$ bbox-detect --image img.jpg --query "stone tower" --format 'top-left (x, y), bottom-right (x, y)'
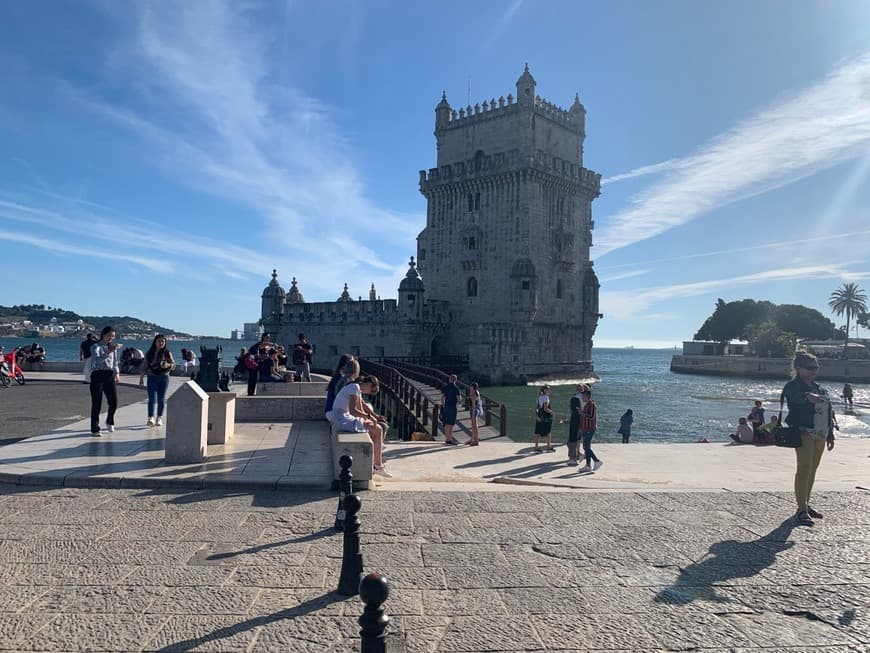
top-left (417, 65), bottom-right (602, 383)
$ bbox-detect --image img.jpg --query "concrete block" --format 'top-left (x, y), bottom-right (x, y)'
top-left (206, 392), bottom-right (236, 445)
top-left (253, 382), bottom-right (328, 396)
top-left (233, 397), bottom-right (324, 421)
top-left (330, 425), bottom-right (373, 483)
top-left (165, 381), bottom-right (208, 464)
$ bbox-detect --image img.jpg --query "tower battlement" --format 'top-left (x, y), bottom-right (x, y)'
top-left (435, 92), bottom-right (582, 132)
top-left (419, 148), bottom-right (601, 196)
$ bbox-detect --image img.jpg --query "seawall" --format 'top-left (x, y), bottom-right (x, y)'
top-left (670, 354), bottom-right (870, 383)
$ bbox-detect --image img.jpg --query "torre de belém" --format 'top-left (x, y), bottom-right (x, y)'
top-left (260, 65), bottom-right (602, 385)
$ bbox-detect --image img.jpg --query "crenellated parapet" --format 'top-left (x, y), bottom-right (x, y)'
top-left (419, 147), bottom-right (600, 196)
top-left (280, 298), bottom-right (401, 325)
top-left (435, 92), bottom-right (583, 133)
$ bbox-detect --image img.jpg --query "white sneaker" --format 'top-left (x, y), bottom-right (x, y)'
top-left (156, 417), bottom-right (163, 427)
top-left (374, 467), bottom-right (393, 478)
top-left (593, 460), bottom-right (603, 471)
top-left (147, 417), bottom-right (155, 427)
top-left (106, 424), bottom-right (115, 433)
top-left (578, 465), bottom-right (592, 473)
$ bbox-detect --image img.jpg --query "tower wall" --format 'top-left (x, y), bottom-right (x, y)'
top-left (418, 69), bottom-right (601, 383)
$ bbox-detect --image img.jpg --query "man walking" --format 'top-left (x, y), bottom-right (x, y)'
top-left (578, 389), bottom-right (602, 473)
top-left (441, 374), bottom-right (461, 445)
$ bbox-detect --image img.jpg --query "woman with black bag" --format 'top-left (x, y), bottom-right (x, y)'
top-left (782, 351), bottom-right (836, 526)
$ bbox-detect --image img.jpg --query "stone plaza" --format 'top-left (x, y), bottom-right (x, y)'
top-left (0, 483), bottom-right (867, 652)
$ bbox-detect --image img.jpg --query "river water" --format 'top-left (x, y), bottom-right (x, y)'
top-left (2, 338), bottom-right (866, 443)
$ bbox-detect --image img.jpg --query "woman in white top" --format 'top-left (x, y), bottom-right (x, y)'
top-left (332, 374), bottom-right (390, 477)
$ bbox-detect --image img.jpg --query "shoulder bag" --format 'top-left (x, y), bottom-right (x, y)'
top-left (772, 392), bottom-right (802, 448)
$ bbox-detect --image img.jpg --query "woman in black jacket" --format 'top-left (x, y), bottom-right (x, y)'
top-left (781, 351), bottom-right (836, 525)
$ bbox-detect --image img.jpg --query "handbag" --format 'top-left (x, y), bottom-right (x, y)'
top-left (773, 393), bottom-right (802, 448)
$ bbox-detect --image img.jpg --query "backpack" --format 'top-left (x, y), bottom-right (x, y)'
top-left (243, 354), bottom-right (258, 370)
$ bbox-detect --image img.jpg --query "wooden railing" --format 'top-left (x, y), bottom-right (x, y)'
top-left (380, 359), bottom-right (507, 438)
top-left (359, 359), bottom-right (440, 441)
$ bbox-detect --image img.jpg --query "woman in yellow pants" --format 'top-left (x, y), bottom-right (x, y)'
top-left (781, 351), bottom-right (836, 526)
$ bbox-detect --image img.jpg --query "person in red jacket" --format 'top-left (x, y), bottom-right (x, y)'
top-left (579, 389), bottom-right (603, 473)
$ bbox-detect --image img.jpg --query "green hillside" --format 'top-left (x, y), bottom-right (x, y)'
top-left (0, 304), bottom-right (192, 338)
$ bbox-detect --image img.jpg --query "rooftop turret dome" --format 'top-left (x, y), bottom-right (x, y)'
top-left (261, 269), bottom-right (286, 299)
top-left (398, 256), bottom-right (425, 292)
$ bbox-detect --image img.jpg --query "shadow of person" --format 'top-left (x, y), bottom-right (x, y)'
top-left (655, 518), bottom-right (796, 606)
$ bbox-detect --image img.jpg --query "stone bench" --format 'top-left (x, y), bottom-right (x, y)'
top-left (234, 396), bottom-right (325, 421)
top-left (249, 381), bottom-right (329, 396)
top-left (330, 421), bottom-right (373, 489)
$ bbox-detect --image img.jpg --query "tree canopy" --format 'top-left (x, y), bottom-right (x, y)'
top-left (694, 298), bottom-right (835, 344)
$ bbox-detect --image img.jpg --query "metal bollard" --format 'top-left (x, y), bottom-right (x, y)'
top-left (335, 455), bottom-right (353, 531)
top-left (337, 494), bottom-right (363, 596)
top-left (359, 572), bottom-right (390, 653)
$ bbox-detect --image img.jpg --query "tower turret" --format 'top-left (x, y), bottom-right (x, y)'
top-left (369, 283), bottom-right (377, 301)
top-left (435, 91), bottom-right (452, 130)
top-left (569, 92), bottom-right (586, 136)
top-left (287, 277), bottom-right (305, 304)
top-left (260, 269), bottom-right (285, 321)
top-left (397, 256), bottom-right (425, 320)
top-left (516, 63), bottom-right (536, 106)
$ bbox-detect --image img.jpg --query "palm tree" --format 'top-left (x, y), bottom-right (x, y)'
top-left (829, 282), bottom-right (868, 356)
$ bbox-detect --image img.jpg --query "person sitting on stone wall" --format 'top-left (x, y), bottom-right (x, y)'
top-left (24, 342), bottom-right (46, 366)
top-left (729, 417), bottom-right (755, 444)
top-left (259, 348), bottom-right (293, 382)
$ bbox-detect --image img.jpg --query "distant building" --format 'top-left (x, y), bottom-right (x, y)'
top-left (230, 330), bottom-right (240, 341)
top-left (242, 323), bottom-right (262, 341)
top-left (260, 66), bottom-right (602, 384)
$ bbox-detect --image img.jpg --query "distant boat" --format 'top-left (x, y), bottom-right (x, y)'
top-left (623, 345), bottom-right (635, 350)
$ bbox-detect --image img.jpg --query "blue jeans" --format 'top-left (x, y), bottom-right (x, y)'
top-left (582, 430), bottom-right (599, 466)
top-left (147, 374), bottom-right (170, 418)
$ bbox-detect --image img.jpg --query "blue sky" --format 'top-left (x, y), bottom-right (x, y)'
top-left (1, 1), bottom-right (869, 346)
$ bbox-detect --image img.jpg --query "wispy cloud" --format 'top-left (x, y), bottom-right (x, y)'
top-left (601, 264), bottom-right (859, 320)
top-left (0, 196), bottom-right (263, 279)
top-left (601, 158), bottom-right (686, 185)
top-left (57, 1), bottom-right (419, 297)
top-left (598, 269), bottom-right (649, 283)
top-left (596, 227), bottom-right (870, 272)
top-left (596, 52), bottom-right (870, 257)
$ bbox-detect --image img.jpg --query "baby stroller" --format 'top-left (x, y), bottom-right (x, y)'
top-left (120, 348), bottom-right (144, 374)
top-left (1, 347), bottom-right (25, 386)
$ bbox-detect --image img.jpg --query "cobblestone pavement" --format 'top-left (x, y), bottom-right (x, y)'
top-left (0, 483), bottom-right (867, 652)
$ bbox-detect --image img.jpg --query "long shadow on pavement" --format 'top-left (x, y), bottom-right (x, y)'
top-left (654, 517), bottom-right (796, 605)
top-left (156, 591), bottom-right (348, 652)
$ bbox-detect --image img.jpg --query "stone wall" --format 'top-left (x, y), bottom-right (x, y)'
top-left (670, 355), bottom-right (870, 383)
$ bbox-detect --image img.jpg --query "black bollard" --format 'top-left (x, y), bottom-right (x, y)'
top-left (359, 573), bottom-right (390, 653)
top-left (337, 493), bottom-right (363, 596)
top-left (335, 455), bottom-right (353, 531)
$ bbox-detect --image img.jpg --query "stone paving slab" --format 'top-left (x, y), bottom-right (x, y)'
top-left (0, 483), bottom-right (867, 651)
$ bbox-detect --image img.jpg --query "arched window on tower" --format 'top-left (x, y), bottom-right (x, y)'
top-left (467, 277), bottom-right (478, 297)
top-left (556, 279), bottom-right (564, 299)
top-left (467, 193), bottom-right (474, 212)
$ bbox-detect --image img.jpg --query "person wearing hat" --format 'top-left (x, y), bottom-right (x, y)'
top-left (292, 333), bottom-right (313, 382)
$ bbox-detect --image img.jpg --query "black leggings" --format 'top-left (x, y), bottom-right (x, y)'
top-left (247, 367), bottom-right (259, 396)
top-left (90, 370), bottom-right (118, 433)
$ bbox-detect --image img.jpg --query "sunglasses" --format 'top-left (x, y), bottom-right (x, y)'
top-left (802, 365), bottom-right (819, 371)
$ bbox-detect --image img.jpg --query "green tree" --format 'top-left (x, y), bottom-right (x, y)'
top-left (694, 299), bottom-right (774, 343)
top-left (744, 321), bottom-right (797, 358)
top-left (770, 304), bottom-right (835, 339)
top-left (828, 283), bottom-right (868, 355)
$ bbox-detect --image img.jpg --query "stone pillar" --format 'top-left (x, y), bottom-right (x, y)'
top-left (165, 381), bottom-right (208, 464)
top-left (206, 392), bottom-right (235, 445)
